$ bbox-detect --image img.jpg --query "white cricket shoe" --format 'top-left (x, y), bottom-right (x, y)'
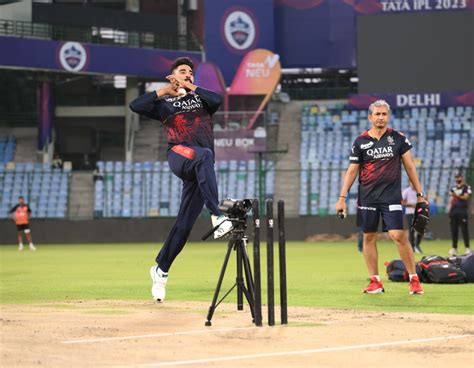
top-left (29, 244), bottom-right (36, 251)
top-left (18, 244), bottom-right (24, 251)
top-left (448, 248), bottom-right (458, 256)
top-left (211, 215), bottom-right (233, 239)
top-left (465, 248), bottom-right (472, 255)
top-left (149, 265), bottom-right (168, 302)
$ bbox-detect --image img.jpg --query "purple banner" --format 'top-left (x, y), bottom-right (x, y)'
top-left (275, 0), bottom-right (356, 69)
top-left (37, 81), bottom-right (53, 150)
top-left (204, 0), bottom-right (275, 85)
top-left (274, 0), bottom-right (473, 69)
top-left (343, 0), bottom-right (474, 14)
top-left (0, 36), bottom-right (202, 78)
top-left (214, 130), bottom-right (266, 160)
top-left (194, 62), bottom-right (227, 95)
top-left (347, 91), bottom-right (474, 109)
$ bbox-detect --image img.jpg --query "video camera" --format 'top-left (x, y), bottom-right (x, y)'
top-left (218, 199), bottom-right (253, 219)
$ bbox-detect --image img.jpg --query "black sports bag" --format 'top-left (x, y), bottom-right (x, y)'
top-left (418, 255), bottom-right (467, 284)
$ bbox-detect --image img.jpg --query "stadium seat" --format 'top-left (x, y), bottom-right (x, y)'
top-left (298, 105), bottom-right (472, 215)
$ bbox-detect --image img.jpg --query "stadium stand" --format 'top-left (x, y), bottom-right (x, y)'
top-left (93, 160), bottom-right (275, 218)
top-left (0, 134), bottom-right (15, 163)
top-left (299, 105), bottom-right (473, 216)
top-left (0, 162), bottom-right (71, 219)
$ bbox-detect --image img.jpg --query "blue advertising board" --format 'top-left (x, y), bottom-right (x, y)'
top-left (347, 91), bottom-right (474, 108)
top-left (274, 0), bottom-right (473, 69)
top-left (343, 0), bottom-right (474, 14)
top-left (0, 36), bottom-right (202, 78)
top-left (203, 0), bottom-right (275, 85)
top-left (275, 0), bottom-right (357, 69)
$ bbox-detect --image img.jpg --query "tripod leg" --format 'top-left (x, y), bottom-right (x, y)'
top-left (236, 244), bottom-right (244, 310)
top-left (205, 240), bottom-right (234, 326)
top-left (241, 240), bottom-right (256, 320)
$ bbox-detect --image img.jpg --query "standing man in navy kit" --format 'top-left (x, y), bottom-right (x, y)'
top-left (129, 57), bottom-right (232, 302)
top-left (335, 100), bottom-right (426, 295)
top-left (448, 173), bottom-right (471, 256)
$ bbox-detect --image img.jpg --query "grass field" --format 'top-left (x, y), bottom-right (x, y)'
top-left (0, 240), bottom-right (472, 314)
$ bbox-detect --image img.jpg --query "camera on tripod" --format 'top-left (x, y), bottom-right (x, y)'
top-left (218, 199), bottom-right (252, 219)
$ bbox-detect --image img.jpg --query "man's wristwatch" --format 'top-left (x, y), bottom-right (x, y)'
top-left (416, 192), bottom-right (424, 198)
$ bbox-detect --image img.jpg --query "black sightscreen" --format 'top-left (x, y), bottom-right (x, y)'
top-left (357, 11), bottom-right (473, 93)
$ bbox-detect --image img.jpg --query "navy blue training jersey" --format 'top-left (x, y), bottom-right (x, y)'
top-left (349, 128), bottom-right (412, 205)
top-left (449, 184), bottom-right (472, 215)
top-left (129, 87), bottom-right (222, 155)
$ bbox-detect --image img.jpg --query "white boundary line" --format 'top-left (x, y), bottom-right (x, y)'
top-left (117, 334), bottom-right (473, 367)
top-left (62, 326), bottom-right (267, 344)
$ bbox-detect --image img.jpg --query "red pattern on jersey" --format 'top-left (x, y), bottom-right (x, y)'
top-left (15, 206), bottom-right (29, 225)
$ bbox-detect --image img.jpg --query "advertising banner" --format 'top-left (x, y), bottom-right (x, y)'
top-left (344, 0), bottom-right (474, 14)
top-left (228, 49), bottom-right (281, 128)
top-left (274, 0), bottom-right (473, 69)
top-left (214, 128), bottom-right (266, 160)
top-left (347, 91), bottom-right (474, 109)
top-left (37, 81), bottom-right (53, 150)
top-left (194, 62), bottom-right (227, 96)
top-left (229, 49), bottom-right (281, 96)
top-left (274, 0), bottom-right (357, 68)
top-left (0, 36), bottom-right (202, 78)
top-left (204, 0), bottom-right (274, 85)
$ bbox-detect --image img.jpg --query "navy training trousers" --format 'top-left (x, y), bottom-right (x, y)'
top-left (156, 145), bottom-right (222, 272)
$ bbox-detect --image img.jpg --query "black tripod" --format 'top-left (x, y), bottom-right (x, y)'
top-left (204, 217), bottom-right (256, 326)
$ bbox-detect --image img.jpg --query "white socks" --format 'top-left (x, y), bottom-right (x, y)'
top-left (157, 267), bottom-right (168, 278)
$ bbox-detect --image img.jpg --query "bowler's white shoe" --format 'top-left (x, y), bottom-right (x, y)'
top-left (29, 244), bottom-right (36, 251)
top-left (150, 265), bottom-right (168, 302)
top-left (211, 215), bottom-right (233, 239)
top-left (465, 248), bottom-right (472, 255)
top-left (18, 244), bottom-right (24, 251)
top-left (448, 248), bottom-right (458, 256)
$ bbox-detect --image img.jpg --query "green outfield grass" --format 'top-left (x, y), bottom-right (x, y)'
top-left (0, 240), bottom-right (472, 314)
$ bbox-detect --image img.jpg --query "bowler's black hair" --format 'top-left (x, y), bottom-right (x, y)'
top-left (170, 57), bottom-right (194, 73)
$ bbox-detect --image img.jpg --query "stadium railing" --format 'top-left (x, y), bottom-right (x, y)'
top-left (0, 19), bottom-right (201, 51)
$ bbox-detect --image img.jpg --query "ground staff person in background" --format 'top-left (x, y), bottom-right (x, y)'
top-left (9, 196), bottom-right (36, 251)
top-left (130, 57), bottom-right (232, 303)
top-left (335, 100), bottom-right (426, 295)
top-left (448, 174), bottom-right (471, 256)
top-left (402, 182), bottom-right (424, 254)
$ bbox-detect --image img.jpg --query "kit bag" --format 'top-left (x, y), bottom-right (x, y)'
top-left (385, 260), bottom-right (422, 282)
top-left (418, 255), bottom-right (467, 284)
top-left (448, 254), bottom-right (474, 283)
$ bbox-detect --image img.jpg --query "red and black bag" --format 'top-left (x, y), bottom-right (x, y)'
top-left (385, 260), bottom-right (422, 282)
top-left (418, 255), bottom-right (467, 284)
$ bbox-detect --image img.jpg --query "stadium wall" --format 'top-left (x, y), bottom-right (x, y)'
top-left (0, 215), bottom-right (469, 244)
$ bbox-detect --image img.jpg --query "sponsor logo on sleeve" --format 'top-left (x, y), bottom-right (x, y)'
top-left (360, 141), bottom-right (374, 149)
